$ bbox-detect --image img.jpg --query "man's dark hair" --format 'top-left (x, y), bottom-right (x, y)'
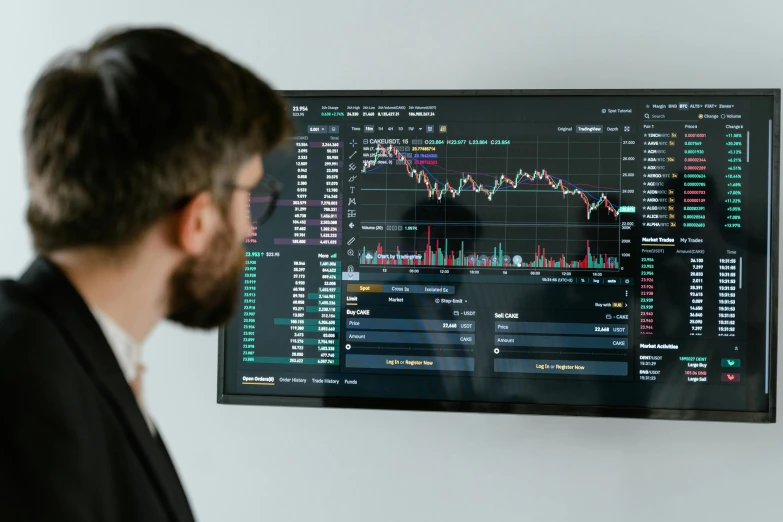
top-left (23, 27), bottom-right (293, 253)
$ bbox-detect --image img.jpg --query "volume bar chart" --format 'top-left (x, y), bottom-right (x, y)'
top-left (360, 227), bottom-right (620, 269)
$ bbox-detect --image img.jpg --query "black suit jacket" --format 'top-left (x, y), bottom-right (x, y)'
top-left (0, 257), bottom-right (195, 522)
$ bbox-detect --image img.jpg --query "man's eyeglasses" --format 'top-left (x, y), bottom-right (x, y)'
top-left (227, 174), bottom-right (283, 226)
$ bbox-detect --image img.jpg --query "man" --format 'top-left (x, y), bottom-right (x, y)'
top-left (0, 27), bottom-right (292, 521)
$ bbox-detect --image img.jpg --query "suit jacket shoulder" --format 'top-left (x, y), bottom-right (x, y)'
top-left (0, 260), bottom-right (195, 522)
top-left (0, 280), bottom-right (111, 519)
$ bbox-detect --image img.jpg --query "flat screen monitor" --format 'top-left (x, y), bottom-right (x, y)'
top-left (218, 90), bottom-right (779, 423)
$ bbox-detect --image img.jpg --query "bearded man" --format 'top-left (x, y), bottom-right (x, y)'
top-left (0, 26), bottom-right (292, 522)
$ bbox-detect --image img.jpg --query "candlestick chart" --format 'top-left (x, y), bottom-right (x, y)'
top-left (355, 136), bottom-right (626, 271)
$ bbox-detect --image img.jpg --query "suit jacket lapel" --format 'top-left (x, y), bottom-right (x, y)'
top-left (18, 256), bottom-right (192, 522)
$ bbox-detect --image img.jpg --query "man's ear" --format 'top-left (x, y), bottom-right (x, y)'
top-left (173, 191), bottom-right (217, 256)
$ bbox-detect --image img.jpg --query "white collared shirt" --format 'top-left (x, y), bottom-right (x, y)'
top-left (91, 308), bottom-right (156, 434)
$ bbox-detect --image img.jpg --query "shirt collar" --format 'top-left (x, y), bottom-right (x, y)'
top-left (90, 308), bottom-right (156, 433)
top-left (91, 308), bottom-right (142, 383)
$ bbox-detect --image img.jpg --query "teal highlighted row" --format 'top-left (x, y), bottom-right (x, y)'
top-left (308, 293), bottom-right (340, 301)
top-left (243, 357), bottom-right (338, 365)
top-left (291, 339), bottom-right (338, 346)
top-left (274, 318), bottom-right (338, 326)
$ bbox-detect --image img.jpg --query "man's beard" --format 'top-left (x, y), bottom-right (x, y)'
top-left (166, 218), bottom-right (246, 329)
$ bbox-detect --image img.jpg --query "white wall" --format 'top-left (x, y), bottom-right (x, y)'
top-left (1, 1), bottom-right (781, 520)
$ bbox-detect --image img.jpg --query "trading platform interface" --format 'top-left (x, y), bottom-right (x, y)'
top-left (221, 92), bottom-right (778, 421)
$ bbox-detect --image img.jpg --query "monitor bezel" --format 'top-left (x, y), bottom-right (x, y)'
top-left (217, 89), bottom-right (780, 423)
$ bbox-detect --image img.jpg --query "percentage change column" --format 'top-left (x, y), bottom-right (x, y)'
top-left (724, 130), bottom-right (744, 229)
